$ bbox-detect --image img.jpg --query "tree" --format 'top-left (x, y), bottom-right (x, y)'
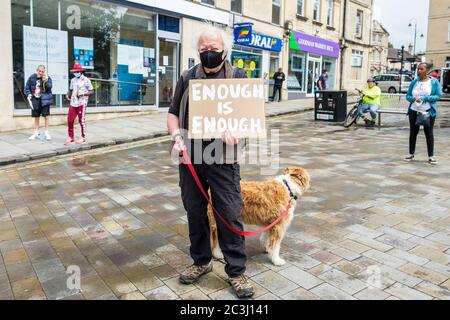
top-left (388, 42), bottom-right (394, 48)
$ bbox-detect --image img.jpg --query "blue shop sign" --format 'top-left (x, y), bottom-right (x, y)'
top-left (234, 29), bottom-right (283, 52)
top-left (233, 24), bottom-right (253, 45)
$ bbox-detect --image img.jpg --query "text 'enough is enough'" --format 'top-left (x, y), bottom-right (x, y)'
top-left (191, 83), bottom-right (265, 101)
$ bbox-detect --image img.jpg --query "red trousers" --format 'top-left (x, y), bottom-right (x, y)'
top-left (68, 105), bottom-right (86, 140)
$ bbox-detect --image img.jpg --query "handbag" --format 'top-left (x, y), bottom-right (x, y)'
top-left (415, 110), bottom-right (431, 127)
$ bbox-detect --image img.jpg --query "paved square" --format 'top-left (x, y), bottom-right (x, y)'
top-left (0, 106), bottom-right (449, 300)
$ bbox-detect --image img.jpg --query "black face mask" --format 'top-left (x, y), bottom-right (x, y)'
top-left (199, 50), bottom-right (225, 69)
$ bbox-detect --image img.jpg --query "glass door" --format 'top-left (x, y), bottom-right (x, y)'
top-left (306, 57), bottom-right (322, 96)
top-left (269, 55), bottom-right (279, 100)
top-left (158, 39), bottom-right (179, 108)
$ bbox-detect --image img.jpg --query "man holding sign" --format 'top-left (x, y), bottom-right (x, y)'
top-left (167, 27), bottom-right (263, 299)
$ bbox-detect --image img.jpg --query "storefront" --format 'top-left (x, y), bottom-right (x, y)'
top-left (11, 0), bottom-right (182, 110)
top-left (231, 25), bottom-right (283, 100)
top-left (288, 31), bottom-right (339, 99)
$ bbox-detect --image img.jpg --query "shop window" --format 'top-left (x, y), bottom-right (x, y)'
top-left (272, 0), bottom-right (281, 25)
top-left (297, 0), bottom-right (305, 16)
top-left (231, 50), bottom-right (262, 79)
top-left (11, 0), bottom-right (157, 109)
top-left (61, 0), bottom-right (156, 106)
top-left (323, 58), bottom-right (336, 90)
top-left (33, 0), bottom-right (58, 29)
top-left (313, 0), bottom-right (321, 22)
top-left (158, 15), bottom-right (179, 33)
top-left (11, 0), bottom-right (31, 109)
top-left (231, 0), bottom-right (242, 14)
top-left (356, 10), bottom-right (363, 39)
top-left (288, 52), bottom-right (305, 91)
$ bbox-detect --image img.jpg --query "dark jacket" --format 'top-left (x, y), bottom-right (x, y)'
top-left (318, 74), bottom-right (327, 90)
top-left (170, 61), bottom-right (247, 164)
top-left (273, 71), bottom-right (285, 86)
top-left (25, 73), bottom-right (53, 107)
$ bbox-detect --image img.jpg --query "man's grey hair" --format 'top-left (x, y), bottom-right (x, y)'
top-left (36, 65), bottom-right (46, 71)
top-left (197, 23), bottom-right (233, 53)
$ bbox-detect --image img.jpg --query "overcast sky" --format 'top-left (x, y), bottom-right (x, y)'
top-left (373, 0), bottom-right (429, 53)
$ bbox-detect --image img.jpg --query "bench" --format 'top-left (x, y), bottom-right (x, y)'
top-left (377, 94), bottom-right (409, 127)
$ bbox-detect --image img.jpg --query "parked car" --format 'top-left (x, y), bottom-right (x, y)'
top-left (372, 74), bottom-right (412, 93)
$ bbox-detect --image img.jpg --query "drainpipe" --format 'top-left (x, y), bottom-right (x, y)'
top-left (339, 0), bottom-right (347, 90)
top-left (368, 0), bottom-right (374, 79)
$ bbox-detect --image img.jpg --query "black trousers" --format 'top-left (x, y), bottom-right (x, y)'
top-left (272, 85), bottom-right (282, 102)
top-left (409, 110), bottom-right (436, 157)
top-left (179, 162), bottom-right (246, 277)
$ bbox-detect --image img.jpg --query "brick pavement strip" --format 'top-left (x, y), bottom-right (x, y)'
top-left (251, 270), bottom-right (299, 296)
top-left (318, 268), bottom-right (367, 295)
top-left (385, 283), bottom-right (434, 300)
top-left (414, 281), bottom-right (450, 300)
top-left (353, 287), bottom-right (390, 300)
top-left (362, 249), bottom-right (408, 268)
top-left (278, 266), bottom-right (323, 290)
top-left (1, 108), bottom-right (449, 300)
top-left (310, 283), bottom-right (356, 300)
top-left (398, 263), bottom-right (449, 286)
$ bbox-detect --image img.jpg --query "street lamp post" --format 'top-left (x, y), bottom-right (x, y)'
top-left (399, 45), bottom-right (404, 93)
top-left (408, 18), bottom-right (424, 58)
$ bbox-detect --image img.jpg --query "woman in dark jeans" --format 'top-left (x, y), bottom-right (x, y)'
top-left (404, 62), bottom-right (442, 165)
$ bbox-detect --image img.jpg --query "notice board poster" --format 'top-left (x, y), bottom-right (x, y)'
top-left (23, 25), bottom-right (69, 95)
top-left (74, 36), bottom-right (94, 69)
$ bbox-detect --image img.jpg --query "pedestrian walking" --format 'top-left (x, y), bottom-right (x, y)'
top-left (167, 26), bottom-right (254, 299)
top-left (25, 65), bottom-right (53, 140)
top-left (271, 68), bottom-right (285, 102)
top-left (404, 62), bottom-right (443, 164)
top-left (64, 64), bottom-right (94, 145)
top-left (317, 69), bottom-right (328, 91)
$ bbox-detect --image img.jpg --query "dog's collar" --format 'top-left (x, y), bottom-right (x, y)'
top-left (283, 179), bottom-right (298, 200)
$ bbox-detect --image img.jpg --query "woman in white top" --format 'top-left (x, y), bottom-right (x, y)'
top-left (404, 62), bottom-right (442, 165)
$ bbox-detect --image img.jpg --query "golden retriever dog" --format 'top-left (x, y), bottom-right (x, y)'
top-left (208, 167), bottom-right (310, 266)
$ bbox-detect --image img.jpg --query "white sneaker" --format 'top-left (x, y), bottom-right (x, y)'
top-left (44, 131), bottom-right (52, 140)
top-left (29, 132), bottom-right (40, 140)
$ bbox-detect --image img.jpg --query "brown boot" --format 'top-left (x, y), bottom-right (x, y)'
top-left (229, 274), bottom-right (255, 298)
top-left (179, 261), bottom-right (212, 284)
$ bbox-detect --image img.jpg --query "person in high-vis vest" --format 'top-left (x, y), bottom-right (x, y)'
top-left (359, 77), bottom-right (382, 126)
top-left (167, 26), bottom-right (254, 299)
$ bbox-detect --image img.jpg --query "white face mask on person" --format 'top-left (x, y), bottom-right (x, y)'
top-left (74, 72), bottom-right (82, 78)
